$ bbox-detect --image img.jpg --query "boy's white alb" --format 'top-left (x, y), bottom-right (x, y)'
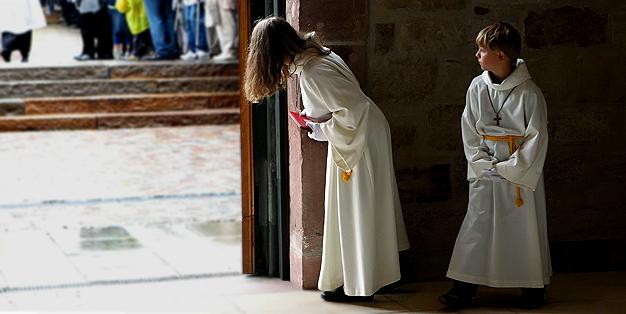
top-left (447, 59), bottom-right (552, 288)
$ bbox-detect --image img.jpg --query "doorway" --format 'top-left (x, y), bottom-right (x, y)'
top-left (239, 0), bottom-right (290, 279)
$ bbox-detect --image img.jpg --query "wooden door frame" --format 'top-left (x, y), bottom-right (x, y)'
top-left (239, 0), bottom-right (254, 275)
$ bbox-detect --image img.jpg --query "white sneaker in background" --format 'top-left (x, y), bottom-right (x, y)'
top-left (212, 53), bottom-right (236, 61)
top-left (180, 51), bottom-right (197, 61)
top-left (196, 50), bottom-right (209, 60)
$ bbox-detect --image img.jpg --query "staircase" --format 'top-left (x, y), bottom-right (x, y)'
top-left (0, 61), bottom-right (240, 132)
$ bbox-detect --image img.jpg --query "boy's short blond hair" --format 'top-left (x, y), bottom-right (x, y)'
top-left (476, 22), bottom-right (522, 63)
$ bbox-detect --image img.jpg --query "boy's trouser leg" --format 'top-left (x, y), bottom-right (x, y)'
top-left (520, 287), bottom-right (546, 309)
top-left (453, 280), bottom-right (478, 297)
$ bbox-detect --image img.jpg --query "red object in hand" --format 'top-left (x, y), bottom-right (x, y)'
top-left (289, 111), bottom-right (312, 131)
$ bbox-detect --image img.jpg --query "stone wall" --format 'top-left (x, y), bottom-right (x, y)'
top-left (287, 0), bottom-right (626, 288)
top-left (367, 1), bottom-right (626, 281)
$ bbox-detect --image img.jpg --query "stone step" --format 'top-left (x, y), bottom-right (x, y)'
top-left (0, 61), bottom-right (239, 81)
top-left (0, 76), bottom-right (239, 98)
top-left (0, 109), bottom-right (240, 132)
top-left (0, 92), bottom-right (239, 116)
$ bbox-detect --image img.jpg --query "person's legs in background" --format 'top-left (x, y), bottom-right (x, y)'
top-left (181, 4), bottom-right (197, 60)
top-left (205, 26), bottom-right (220, 57)
top-left (203, 0), bottom-right (220, 57)
top-left (143, 0), bottom-right (166, 58)
top-left (181, 3), bottom-right (207, 60)
top-left (75, 12), bottom-right (96, 61)
top-left (1, 32), bottom-right (15, 62)
top-left (59, 0), bottom-right (79, 26)
top-left (47, 0), bottom-right (56, 15)
top-left (120, 13), bottom-right (133, 58)
top-left (213, 7), bottom-right (237, 61)
top-left (132, 30), bottom-right (153, 59)
top-left (109, 5), bottom-right (129, 59)
top-left (143, 0), bottom-right (178, 60)
top-left (94, 6), bottom-right (113, 60)
top-left (195, 3), bottom-right (209, 59)
top-left (162, 0), bottom-right (179, 57)
top-left (15, 31), bottom-right (33, 62)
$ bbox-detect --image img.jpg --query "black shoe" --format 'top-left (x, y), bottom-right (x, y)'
top-left (73, 53), bottom-right (92, 61)
top-left (438, 289), bottom-right (473, 309)
top-left (439, 280), bottom-right (477, 309)
top-left (520, 288), bottom-right (546, 309)
top-left (320, 286), bottom-right (374, 302)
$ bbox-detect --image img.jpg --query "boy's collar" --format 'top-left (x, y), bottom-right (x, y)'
top-left (482, 59), bottom-right (531, 90)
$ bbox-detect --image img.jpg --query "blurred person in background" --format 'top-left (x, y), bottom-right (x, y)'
top-left (72, 0), bottom-right (113, 61)
top-left (206, 0), bottom-right (237, 61)
top-left (40, 0), bottom-right (57, 15)
top-left (142, 0), bottom-right (179, 60)
top-left (179, 0), bottom-right (209, 61)
top-left (0, 0), bottom-right (47, 63)
top-left (108, 0), bottom-right (132, 59)
top-left (116, 0), bottom-right (152, 60)
top-left (59, 0), bottom-right (80, 26)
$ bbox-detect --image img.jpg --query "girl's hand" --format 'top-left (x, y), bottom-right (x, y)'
top-left (305, 121), bottom-right (328, 142)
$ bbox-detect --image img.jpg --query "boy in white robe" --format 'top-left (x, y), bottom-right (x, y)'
top-left (440, 22), bottom-right (551, 309)
top-left (243, 17), bottom-right (410, 302)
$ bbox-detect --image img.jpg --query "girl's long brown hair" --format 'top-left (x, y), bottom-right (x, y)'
top-left (244, 16), bottom-right (330, 102)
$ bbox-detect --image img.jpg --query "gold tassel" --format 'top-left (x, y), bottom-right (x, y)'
top-left (515, 186), bottom-right (523, 207)
top-left (483, 134), bottom-right (526, 208)
top-left (342, 170), bottom-right (352, 182)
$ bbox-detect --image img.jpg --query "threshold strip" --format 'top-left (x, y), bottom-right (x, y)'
top-left (0, 271), bottom-right (241, 294)
top-left (0, 191), bottom-right (241, 210)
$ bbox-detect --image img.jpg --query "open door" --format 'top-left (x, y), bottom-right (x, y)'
top-left (240, 0), bottom-right (289, 279)
top-left (239, 0), bottom-right (254, 276)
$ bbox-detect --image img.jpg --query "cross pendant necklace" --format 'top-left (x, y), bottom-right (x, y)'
top-left (487, 86), bottom-right (517, 126)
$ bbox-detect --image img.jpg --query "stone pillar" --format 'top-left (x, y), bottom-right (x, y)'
top-left (286, 0), bottom-right (368, 289)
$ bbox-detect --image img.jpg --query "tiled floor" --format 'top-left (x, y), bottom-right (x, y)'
top-left (0, 271), bottom-right (623, 313)
top-left (0, 125), bottom-right (242, 290)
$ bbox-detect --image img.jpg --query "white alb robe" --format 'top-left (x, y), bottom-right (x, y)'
top-left (295, 51), bottom-right (410, 296)
top-left (0, 0), bottom-right (46, 34)
top-left (447, 59), bottom-right (552, 288)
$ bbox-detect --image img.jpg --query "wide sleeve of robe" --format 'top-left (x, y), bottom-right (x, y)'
top-left (461, 79), bottom-right (499, 180)
top-left (299, 56), bottom-right (371, 172)
top-left (495, 85), bottom-right (549, 191)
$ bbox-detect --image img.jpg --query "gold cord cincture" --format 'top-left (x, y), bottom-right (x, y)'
top-left (483, 135), bottom-right (525, 208)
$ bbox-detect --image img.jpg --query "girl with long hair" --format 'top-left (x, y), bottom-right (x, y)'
top-left (244, 16), bottom-right (410, 302)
